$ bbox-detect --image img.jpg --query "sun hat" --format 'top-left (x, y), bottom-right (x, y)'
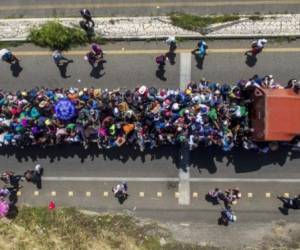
top-left (172, 103), bottom-right (180, 111)
top-left (123, 123), bottom-right (135, 134)
top-left (138, 86), bottom-right (147, 95)
top-left (93, 89), bottom-right (101, 97)
top-left (39, 100), bottom-right (48, 108)
top-left (45, 119), bottom-right (52, 126)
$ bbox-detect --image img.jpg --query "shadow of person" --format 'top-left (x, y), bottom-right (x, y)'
top-left (117, 193), bottom-right (129, 204)
top-left (57, 60), bottom-right (73, 78)
top-left (205, 193), bottom-right (220, 205)
top-left (277, 196), bottom-right (293, 215)
top-left (245, 54), bottom-right (257, 67)
top-left (156, 64), bottom-right (167, 81)
top-left (90, 61), bottom-right (105, 79)
top-left (10, 61), bottom-right (23, 77)
top-left (7, 187), bottom-right (19, 205)
top-left (192, 51), bottom-right (205, 70)
top-left (278, 206), bottom-right (289, 215)
top-left (6, 204), bottom-right (19, 219)
top-left (166, 51), bottom-right (176, 65)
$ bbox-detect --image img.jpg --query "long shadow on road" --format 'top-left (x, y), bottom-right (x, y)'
top-left (190, 145), bottom-right (300, 174)
top-left (0, 144), bottom-right (299, 175)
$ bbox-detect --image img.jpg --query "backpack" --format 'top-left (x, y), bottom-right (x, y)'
top-left (156, 55), bottom-right (165, 64)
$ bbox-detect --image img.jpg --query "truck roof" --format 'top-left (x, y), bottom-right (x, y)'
top-left (251, 87), bottom-right (300, 141)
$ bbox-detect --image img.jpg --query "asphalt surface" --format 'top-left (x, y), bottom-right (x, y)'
top-left (1, 40), bottom-right (300, 229)
top-left (2, 40), bottom-right (300, 90)
top-left (0, 0), bottom-right (300, 17)
top-left (17, 179), bottom-right (300, 224)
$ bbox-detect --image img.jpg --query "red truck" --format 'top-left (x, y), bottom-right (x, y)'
top-left (251, 87), bottom-right (300, 144)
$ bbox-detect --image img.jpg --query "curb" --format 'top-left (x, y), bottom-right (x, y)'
top-left (0, 15), bottom-right (300, 42)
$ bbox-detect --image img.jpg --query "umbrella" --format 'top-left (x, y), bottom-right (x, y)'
top-left (0, 200), bottom-right (9, 217)
top-left (55, 99), bottom-right (76, 120)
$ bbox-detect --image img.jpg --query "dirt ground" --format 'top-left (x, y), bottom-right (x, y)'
top-left (162, 220), bottom-right (300, 250)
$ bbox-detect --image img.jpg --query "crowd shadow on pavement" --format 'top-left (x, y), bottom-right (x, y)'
top-left (0, 144), bottom-right (299, 174)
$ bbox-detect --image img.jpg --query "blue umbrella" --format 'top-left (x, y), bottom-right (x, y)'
top-left (54, 99), bottom-right (76, 120)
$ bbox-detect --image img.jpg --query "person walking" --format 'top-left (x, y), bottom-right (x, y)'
top-left (52, 50), bottom-right (73, 66)
top-left (278, 195), bottom-right (300, 210)
top-left (0, 48), bottom-right (19, 64)
top-left (166, 36), bottom-right (177, 52)
top-left (245, 38), bottom-right (267, 57)
top-left (80, 9), bottom-right (95, 29)
top-left (85, 43), bottom-right (105, 67)
top-left (192, 40), bottom-right (207, 59)
top-left (112, 182), bottom-right (128, 203)
top-left (24, 164), bottom-right (43, 189)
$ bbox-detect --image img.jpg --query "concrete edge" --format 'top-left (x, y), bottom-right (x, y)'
top-left (0, 14), bottom-right (298, 21)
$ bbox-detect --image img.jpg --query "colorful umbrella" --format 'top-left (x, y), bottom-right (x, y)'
top-left (0, 200), bottom-right (9, 217)
top-left (54, 99), bottom-right (76, 120)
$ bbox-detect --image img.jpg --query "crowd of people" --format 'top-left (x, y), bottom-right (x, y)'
top-left (0, 75), bottom-right (297, 151)
top-left (207, 187), bottom-right (241, 225)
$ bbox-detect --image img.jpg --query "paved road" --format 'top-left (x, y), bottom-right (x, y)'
top-left (0, 0), bottom-right (300, 17)
top-left (1, 40), bottom-right (300, 230)
top-left (2, 40), bottom-right (300, 90)
top-left (17, 179), bottom-right (300, 223)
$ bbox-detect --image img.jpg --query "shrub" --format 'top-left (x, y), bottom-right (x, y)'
top-left (170, 13), bottom-right (240, 31)
top-left (28, 21), bottom-right (88, 50)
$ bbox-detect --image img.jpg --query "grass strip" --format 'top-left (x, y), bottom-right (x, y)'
top-left (170, 13), bottom-right (240, 32)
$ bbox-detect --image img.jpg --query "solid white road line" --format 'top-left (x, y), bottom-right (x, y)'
top-left (42, 177), bottom-right (300, 183)
top-left (179, 53), bottom-right (192, 205)
top-left (179, 52), bottom-right (191, 91)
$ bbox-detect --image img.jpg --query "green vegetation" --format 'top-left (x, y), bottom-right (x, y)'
top-left (28, 21), bottom-right (102, 50)
top-left (170, 13), bottom-right (240, 31)
top-left (0, 41), bottom-right (25, 49)
top-left (248, 15), bottom-right (264, 21)
top-left (0, 206), bottom-right (207, 250)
